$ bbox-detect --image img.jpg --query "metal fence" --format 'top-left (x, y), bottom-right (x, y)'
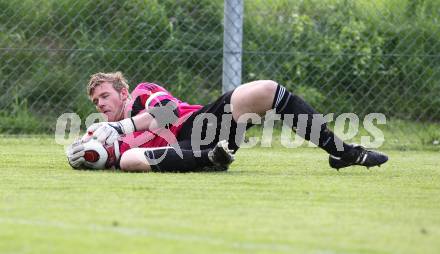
top-left (1, 0), bottom-right (439, 149)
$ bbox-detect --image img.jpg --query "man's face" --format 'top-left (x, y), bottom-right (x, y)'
top-left (91, 82), bottom-right (128, 121)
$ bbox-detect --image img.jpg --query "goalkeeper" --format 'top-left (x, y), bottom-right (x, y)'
top-left (66, 72), bottom-right (388, 172)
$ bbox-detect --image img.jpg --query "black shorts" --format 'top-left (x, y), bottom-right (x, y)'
top-left (177, 90), bottom-right (253, 152)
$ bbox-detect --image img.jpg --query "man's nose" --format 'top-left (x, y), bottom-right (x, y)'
top-left (97, 100), bottom-right (105, 109)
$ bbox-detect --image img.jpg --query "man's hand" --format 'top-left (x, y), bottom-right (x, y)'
top-left (66, 140), bottom-right (85, 169)
top-left (82, 118), bottom-right (136, 145)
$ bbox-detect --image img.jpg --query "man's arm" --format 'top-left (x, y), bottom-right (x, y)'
top-left (82, 112), bottom-right (157, 145)
top-left (132, 110), bottom-right (161, 132)
top-left (83, 100), bottom-right (178, 145)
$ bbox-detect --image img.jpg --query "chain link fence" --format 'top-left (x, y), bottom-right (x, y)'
top-left (1, 0), bottom-right (439, 149)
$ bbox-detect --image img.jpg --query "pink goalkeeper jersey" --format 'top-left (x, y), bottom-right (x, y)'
top-left (119, 82), bottom-right (202, 153)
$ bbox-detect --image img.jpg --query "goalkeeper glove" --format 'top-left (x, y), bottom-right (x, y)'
top-left (66, 140), bottom-right (85, 169)
top-left (82, 118), bottom-right (136, 145)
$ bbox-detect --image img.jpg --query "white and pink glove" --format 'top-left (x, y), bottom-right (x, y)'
top-left (66, 140), bottom-right (85, 169)
top-left (82, 118), bottom-right (136, 146)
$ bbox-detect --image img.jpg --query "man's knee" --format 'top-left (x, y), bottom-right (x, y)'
top-left (235, 79), bottom-right (277, 93)
top-left (231, 80), bottom-right (279, 118)
top-left (119, 148), bottom-right (151, 172)
top-left (252, 80), bottom-right (278, 95)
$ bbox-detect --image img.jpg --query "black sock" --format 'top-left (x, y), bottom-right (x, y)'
top-left (144, 146), bottom-right (213, 172)
top-left (273, 85), bottom-right (354, 158)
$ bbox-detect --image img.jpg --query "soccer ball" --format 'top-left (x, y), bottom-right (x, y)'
top-left (82, 139), bottom-right (120, 169)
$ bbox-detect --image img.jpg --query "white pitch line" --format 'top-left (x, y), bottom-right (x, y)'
top-left (0, 217), bottom-right (296, 252)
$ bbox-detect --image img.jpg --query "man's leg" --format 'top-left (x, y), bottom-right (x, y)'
top-left (230, 80), bottom-right (388, 169)
top-left (119, 141), bottom-right (234, 172)
top-left (230, 80), bottom-right (351, 155)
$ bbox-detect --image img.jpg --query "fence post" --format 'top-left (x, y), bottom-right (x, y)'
top-left (222, 0), bottom-right (243, 93)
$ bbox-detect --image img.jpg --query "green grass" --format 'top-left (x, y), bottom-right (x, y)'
top-left (244, 119), bottom-right (440, 152)
top-left (1, 137), bottom-right (440, 254)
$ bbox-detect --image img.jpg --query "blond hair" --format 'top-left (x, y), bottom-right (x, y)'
top-left (87, 72), bottom-right (129, 97)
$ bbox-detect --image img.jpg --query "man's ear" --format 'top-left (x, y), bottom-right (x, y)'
top-left (120, 87), bottom-right (129, 100)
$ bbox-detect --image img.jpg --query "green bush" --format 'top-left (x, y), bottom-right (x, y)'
top-left (244, 0), bottom-right (440, 119)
